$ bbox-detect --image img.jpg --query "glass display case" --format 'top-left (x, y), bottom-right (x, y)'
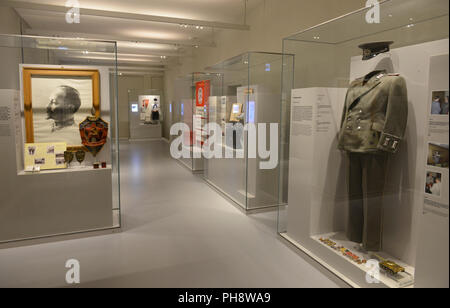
top-left (0, 34), bottom-right (121, 243)
top-left (173, 72), bottom-right (223, 172)
top-left (204, 52), bottom-right (294, 211)
top-left (279, 0), bottom-right (449, 288)
top-left (128, 89), bottom-right (164, 140)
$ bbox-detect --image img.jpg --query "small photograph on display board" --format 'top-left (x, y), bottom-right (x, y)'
top-left (427, 143), bottom-right (449, 168)
top-left (24, 142), bottom-right (67, 170)
top-left (425, 171), bottom-right (442, 197)
top-left (430, 90), bottom-right (449, 116)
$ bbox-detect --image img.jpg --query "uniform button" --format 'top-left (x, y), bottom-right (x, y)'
top-left (357, 126), bottom-right (362, 130)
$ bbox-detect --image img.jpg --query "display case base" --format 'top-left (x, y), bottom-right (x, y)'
top-left (279, 232), bottom-right (415, 288)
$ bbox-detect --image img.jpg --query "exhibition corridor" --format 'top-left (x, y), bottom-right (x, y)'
top-left (0, 140), bottom-right (342, 288)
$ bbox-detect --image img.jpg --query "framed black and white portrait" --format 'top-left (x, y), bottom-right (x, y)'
top-left (23, 67), bottom-right (100, 150)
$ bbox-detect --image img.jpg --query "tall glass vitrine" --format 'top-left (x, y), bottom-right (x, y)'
top-left (0, 35), bottom-right (121, 243)
top-left (279, 0), bottom-right (449, 288)
top-left (204, 52), bottom-right (294, 211)
top-left (173, 72), bottom-right (223, 172)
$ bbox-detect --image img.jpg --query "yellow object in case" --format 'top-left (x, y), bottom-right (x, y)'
top-left (24, 142), bottom-right (67, 171)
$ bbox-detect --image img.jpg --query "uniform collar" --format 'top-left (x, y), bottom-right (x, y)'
top-left (352, 70), bottom-right (386, 86)
top-left (347, 70), bottom-right (386, 110)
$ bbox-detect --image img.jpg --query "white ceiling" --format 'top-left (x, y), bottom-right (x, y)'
top-left (16, 0), bottom-right (259, 23)
top-left (5, 0), bottom-right (262, 74)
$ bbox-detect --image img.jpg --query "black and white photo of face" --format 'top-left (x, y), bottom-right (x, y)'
top-left (46, 86), bottom-right (82, 129)
top-left (31, 76), bottom-right (93, 145)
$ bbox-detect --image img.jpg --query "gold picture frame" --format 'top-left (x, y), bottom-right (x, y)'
top-left (22, 67), bottom-right (100, 151)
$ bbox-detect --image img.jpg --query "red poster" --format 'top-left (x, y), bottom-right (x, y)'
top-left (195, 80), bottom-right (210, 107)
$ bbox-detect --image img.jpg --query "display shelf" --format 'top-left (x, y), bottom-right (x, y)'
top-left (204, 52), bottom-right (295, 211)
top-left (312, 232), bottom-right (415, 288)
top-left (18, 165), bottom-right (112, 176)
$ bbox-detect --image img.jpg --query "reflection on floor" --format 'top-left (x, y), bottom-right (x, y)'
top-left (0, 140), bottom-right (341, 288)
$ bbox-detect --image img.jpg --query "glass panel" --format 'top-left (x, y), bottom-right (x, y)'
top-left (280, 0), bottom-right (449, 288)
top-left (204, 54), bottom-right (249, 209)
top-left (0, 35), bottom-right (120, 242)
top-left (174, 72), bottom-right (223, 172)
top-left (205, 52), bottom-right (294, 211)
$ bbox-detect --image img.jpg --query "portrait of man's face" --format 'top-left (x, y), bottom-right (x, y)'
top-left (31, 76), bottom-right (93, 145)
top-left (47, 86), bottom-right (81, 126)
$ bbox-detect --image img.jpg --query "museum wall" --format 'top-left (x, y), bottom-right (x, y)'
top-left (117, 75), bottom-right (164, 139)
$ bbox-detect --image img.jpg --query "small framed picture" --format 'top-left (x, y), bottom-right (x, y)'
top-left (430, 90), bottom-right (449, 116)
top-left (425, 171), bottom-right (442, 197)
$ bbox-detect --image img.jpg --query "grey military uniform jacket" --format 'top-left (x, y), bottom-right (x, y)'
top-left (338, 71), bottom-right (408, 154)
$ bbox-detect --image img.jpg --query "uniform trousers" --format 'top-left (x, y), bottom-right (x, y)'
top-left (347, 152), bottom-right (388, 252)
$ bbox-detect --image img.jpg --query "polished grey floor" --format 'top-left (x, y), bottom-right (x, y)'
top-left (0, 140), bottom-right (340, 288)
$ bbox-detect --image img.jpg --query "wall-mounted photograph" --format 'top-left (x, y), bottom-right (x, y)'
top-left (425, 172), bottom-right (442, 197)
top-left (427, 143), bottom-right (449, 168)
top-left (431, 90), bottom-right (449, 115)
